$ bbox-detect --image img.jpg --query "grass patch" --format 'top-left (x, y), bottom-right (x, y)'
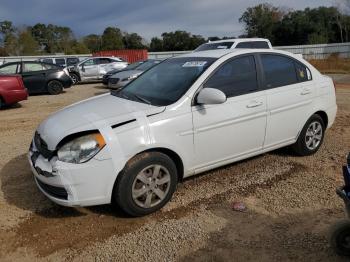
top-left (308, 54), bottom-right (350, 74)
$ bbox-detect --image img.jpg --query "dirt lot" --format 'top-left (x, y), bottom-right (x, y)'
top-left (0, 82), bottom-right (349, 261)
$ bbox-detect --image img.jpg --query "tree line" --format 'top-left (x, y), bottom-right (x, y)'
top-left (0, 1), bottom-right (350, 56)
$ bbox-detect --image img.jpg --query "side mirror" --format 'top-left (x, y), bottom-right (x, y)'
top-left (196, 88), bottom-right (226, 105)
top-left (80, 64), bottom-right (85, 72)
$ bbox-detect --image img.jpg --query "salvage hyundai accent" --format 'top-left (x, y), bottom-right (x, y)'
top-left (28, 49), bottom-right (337, 216)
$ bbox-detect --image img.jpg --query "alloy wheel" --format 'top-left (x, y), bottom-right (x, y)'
top-left (305, 121), bottom-right (323, 150)
top-left (131, 164), bottom-right (171, 208)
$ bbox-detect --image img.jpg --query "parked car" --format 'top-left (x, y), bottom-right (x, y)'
top-left (38, 57), bottom-right (80, 67)
top-left (194, 38), bottom-right (272, 52)
top-left (102, 61), bottom-right (145, 85)
top-left (28, 48), bottom-right (337, 217)
top-left (0, 74), bottom-right (28, 108)
top-left (68, 57), bottom-right (128, 84)
top-left (108, 59), bottom-right (161, 89)
top-left (0, 61), bottom-right (72, 95)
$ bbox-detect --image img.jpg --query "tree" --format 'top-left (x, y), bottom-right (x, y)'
top-left (17, 30), bottom-right (39, 55)
top-left (69, 40), bottom-right (90, 54)
top-left (150, 37), bottom-right (163, 51)
top-left (123, 32), bottom-right (145, 49)
top-left (160, 31), bottom-right (205, 51)
top-left (239, 3), bottom-right (284, 43)
top-left (101, 27), bottom-right (124, 50)
top-left (83, 34), bottom-right (101, 52)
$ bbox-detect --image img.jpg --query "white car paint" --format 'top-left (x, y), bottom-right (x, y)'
top-left (194, 38), bottom-right (273, 51)
top-left (28, 48), bottom-right (337, 207)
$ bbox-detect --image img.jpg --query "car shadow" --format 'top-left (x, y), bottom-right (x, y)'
top-left (0, 103), bottom-right (22, 110)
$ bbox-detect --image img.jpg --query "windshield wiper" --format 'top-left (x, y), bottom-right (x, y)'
top-left (132, 94), bottom-right (151, 105)
top-left (111, 89), bottom-right (130, 100)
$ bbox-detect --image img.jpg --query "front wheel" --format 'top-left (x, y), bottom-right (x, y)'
top-left (331, 220), bottom-right (350, 256)
top-left (47, 80), bottom-right (63, 95)
top-left (292, 114), bottom-right (325, 156)
top-left (113, 152), bottom-right (178, 217)
top-left (70, 73), bottom-right (79, 85)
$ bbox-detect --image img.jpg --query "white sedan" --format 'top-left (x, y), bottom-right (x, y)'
top-left (28, 48), bottom-right (337, 216)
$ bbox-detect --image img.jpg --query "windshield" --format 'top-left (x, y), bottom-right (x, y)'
top-left (111, 57), bottom-right (216, 106)
top-left (136, 60), bottom-right (161, 71)
top-left (194, 42), bottom-right (234, 52)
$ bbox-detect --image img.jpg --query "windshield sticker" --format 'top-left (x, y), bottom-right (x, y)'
top-left (217, 45), bottom-right (228, 49)
top-left (182, 61), bottom-right (207, 67)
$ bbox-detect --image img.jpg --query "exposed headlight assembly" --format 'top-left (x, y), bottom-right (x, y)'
top-left (57, 133), bottom-right (106, 164)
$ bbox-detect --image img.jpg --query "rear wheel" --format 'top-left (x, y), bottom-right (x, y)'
top-left (47, 80), bottom-right (63, 95)
top-left (70, 73), bottom-right (79, 85)
top-left (292, 114), bottom-right (325, 156)
top-left (113, 152), bottom-right (178, 217)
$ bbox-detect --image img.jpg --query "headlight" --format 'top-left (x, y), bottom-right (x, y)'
top-left (57, 133), bottom-right (106, 164)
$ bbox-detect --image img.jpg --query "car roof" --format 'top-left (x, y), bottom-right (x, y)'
top-left (176, 48), bottom-right (297, 59)
top-left (207, 38), bottom-right (270, 44)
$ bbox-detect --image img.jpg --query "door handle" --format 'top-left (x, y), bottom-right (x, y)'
top-left (246, 101), bottom-right (263, 108)
top-left (301, 88), bottom-right (311, 95)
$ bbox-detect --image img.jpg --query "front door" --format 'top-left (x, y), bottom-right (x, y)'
top-left (79, 58), bottom-right (99, 80)
top-left (192, 55), bottom-right (267, 173)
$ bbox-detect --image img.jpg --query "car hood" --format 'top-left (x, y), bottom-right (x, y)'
top-left (110, 70), bottom-right (143, 79)
top-left (37, 94), bottom-right (165, 150)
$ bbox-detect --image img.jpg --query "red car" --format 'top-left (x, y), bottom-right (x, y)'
top-left (0, 75), bottom-right (28, 109)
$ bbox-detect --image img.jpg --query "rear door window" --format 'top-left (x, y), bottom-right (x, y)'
top-left (99, 58), bottom-right (111, 64)
top-left (295, 62), bottom-right (312, 82)
top-left (204, 55), bottom-right (258, 97)
top-left (260, 54), bottom-right (298, 89)
top-left (0, 63), bottom-right (18, 74)
top-left (23, 63), bottom-right (44, 72)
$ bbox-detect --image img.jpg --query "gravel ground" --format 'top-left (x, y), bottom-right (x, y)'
top-left (0, 82), bottom-right (349, 261)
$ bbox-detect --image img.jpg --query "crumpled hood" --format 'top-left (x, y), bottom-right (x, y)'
top-left (37, 94), bottom-right (165, 150)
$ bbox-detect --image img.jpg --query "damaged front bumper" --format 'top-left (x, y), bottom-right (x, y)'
top-left (28, 139), bottom-right (117, 207)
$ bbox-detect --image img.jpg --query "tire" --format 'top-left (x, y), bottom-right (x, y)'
top-left (292, 114), bottom-right (325, 156)
top-left (70, 73), bottom-right (79, 85)
top-left (330, 220), bottom-right (350, 256)
top-left (47, 80), bottom-right (63, 95)
top-left (113, 152), bottom-right (178, 217)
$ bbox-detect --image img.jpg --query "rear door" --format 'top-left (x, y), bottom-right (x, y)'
top-left (97, 58), bottom-right (113, 78)
top-left (260, 53), bottom-right (314, 150)
top-left (21, 62), bottom-right (47, 94)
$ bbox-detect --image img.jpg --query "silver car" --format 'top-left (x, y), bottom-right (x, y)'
top-left (69, 57), bottom-right (128, 84)
top-left (108, 59), bottom-right (161, 89)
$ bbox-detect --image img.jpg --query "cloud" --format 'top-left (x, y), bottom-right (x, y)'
top-left (0, 0), bottom-right (334, 41)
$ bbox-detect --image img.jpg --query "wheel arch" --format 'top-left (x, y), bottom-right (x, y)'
top-left (313, 110), bottom-right (329, 128)
top-left (111, 146), bottom-right (185, 205)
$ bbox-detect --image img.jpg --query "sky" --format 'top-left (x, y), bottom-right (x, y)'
top-left (0, 0), bottom-right (335, 40)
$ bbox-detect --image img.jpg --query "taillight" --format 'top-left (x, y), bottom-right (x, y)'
top-left (16, 75), bottom-right (25, 89)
